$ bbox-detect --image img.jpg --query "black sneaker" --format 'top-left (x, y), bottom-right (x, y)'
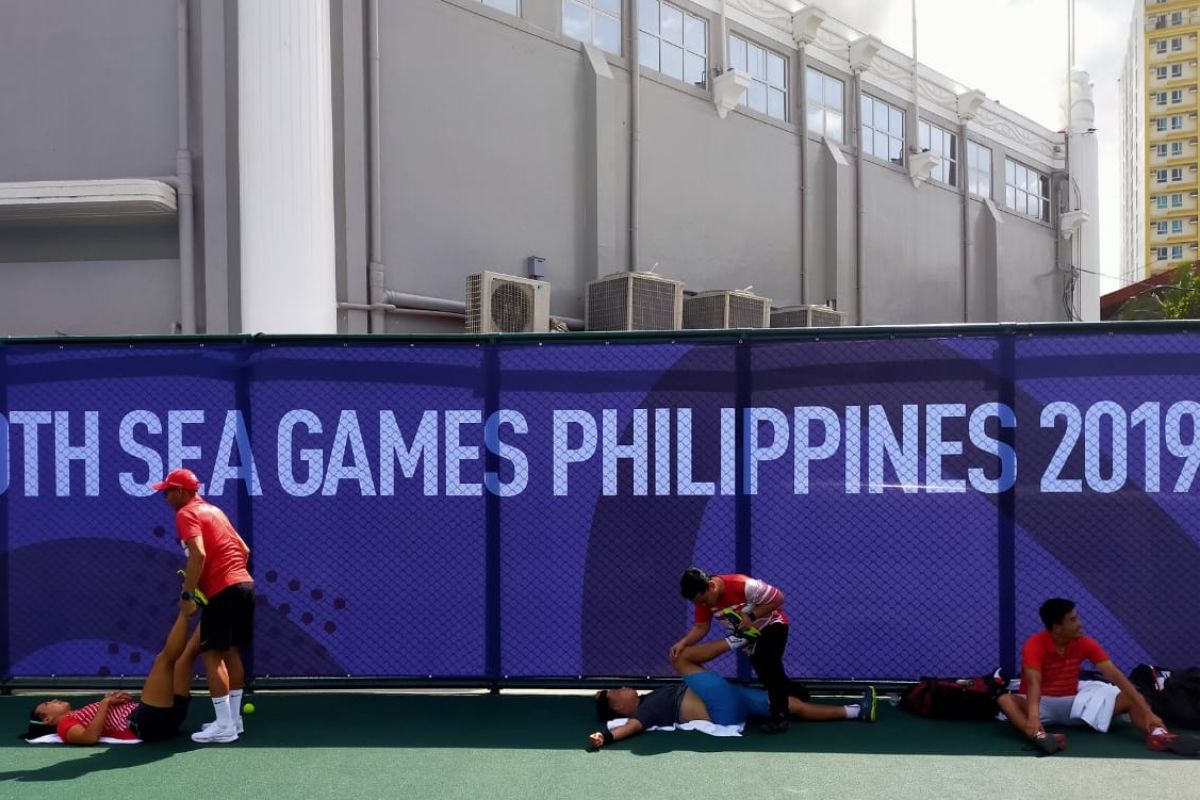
top-left (859, 686), bottom-right (877, 723)
top-left (760, 714), bottom-right (790, 735)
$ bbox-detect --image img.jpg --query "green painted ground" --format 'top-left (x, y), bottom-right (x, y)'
top-left (3, 693), bottom-right (1198, 800)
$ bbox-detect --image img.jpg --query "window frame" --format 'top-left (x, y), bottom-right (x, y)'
top-left (918, 119), bottom-right (957, 186)
top-left (861, 93), bottom-right (906, 167)
top-left (562, 0), bottom-right (622, 55)
top-left (728, 32), bottom-right (789, 121)
top-left (474, 0), bottom-right (520, 15)
top-left (637, 0), bottom-right (709, 88)
top-left (1004, 158), bottom-right (1051, 223)
top-left (805, 68), bottom-right (845, 143)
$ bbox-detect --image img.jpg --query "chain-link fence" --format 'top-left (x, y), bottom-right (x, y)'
top-left (3, 324), bottom-right (1198, 685)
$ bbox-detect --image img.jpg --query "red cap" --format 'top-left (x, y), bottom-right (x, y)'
top-left (152, 468), bottom-right (201, 492)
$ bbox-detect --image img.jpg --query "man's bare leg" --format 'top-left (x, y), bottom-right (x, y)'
top-left (786, 696), bottom-right (853, 721)
top-left (673, 640), bottom-right (733, 675)
top-left (140, 610), bottom-right (193, 708)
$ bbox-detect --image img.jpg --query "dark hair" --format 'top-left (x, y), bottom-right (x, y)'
top-left (1039, 598), bottom-right (1076, 630)
top-left (19, 703), bottom-right (57, 741)
top-left (594, 690), bottom-right (618, 722)
top-left (680, 567), bottom-right (710, 600)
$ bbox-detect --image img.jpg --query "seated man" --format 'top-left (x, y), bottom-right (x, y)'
top-left (23, 608), bottom-right (201, 744)
top-left (997, 598), bottom-right (1197, 756)
top-left (588, 640), bottom-right (876, 750)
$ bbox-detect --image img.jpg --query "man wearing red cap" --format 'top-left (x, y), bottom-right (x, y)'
top-left (153, 467), bottom-right (254, 744)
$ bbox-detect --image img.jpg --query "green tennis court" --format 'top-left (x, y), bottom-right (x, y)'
top-left (3, 692), bottom-right (1199, 800)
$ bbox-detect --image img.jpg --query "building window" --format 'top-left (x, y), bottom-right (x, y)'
top-left (862, 94), bottom-right (905, 165)
top-left (1172, 167), bottom-right (1184, 181)
top-left (475, 0), bottom-right (519, 14)
top-left (1005, 159), bottom-right (1050, 222)
top-left (1173, 141), bottom-right (1185, 156)
top-left (1157, 195), bottom-right (1169, 209)
top-left (1172, 89), bottom-right (1184, 103)
top-left (919, 120), bottom-right (957, 185)
top-left (638, 0), bottom-right (707, 87)
top-left (1173, 245), bottom-right (1185, 259)
top-left (1172, 37), bottom-right (1183, 51)
top-left (1158, 144), bottom-right (1169, 157)
top-left (1157, 169), bottom-right (1169, 183)
top-left (1173, 219), bottom-right (1185, 234)
top-left (563, 0), bottom-right (621, 54)
top-left (967, 141), bottom-right (991, 198)
top-left (1158, 66), bottom-right (1169, 80)
top-left (728, 34), bottom-right (788, 120)
top-left (1172, 193), bottom-right (1185, 207)
top-left (1173, 64), bottom-right (1184, 78)
top-left (1158, 221), bottom-right (1170, 235)
top-left (1173, 11), bottom-right (1184, 25)
top-left (806, 69), bottom-right (845, 143)
top-left (1172, 115), bottom-right (1184, 129)
top-left (1157, 247), bottom-right (1168, 260)
top-left (1157, 118), bottom-right (1169, 132)
top-left (1157, 40), bottom-right (1169, 54)
top-left (1158, 92), bottom-right (1169, 106)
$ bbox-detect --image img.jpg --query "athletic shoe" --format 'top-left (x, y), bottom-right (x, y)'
top-left (759, 714), bottom-right (791, 735)
top-left (202, 718), bottom-right (244, 735)
top-left (1148, 731), bottom-right (1200, 756)
top-left (1032, 730), bottom-right (1061, 755)
top-left (859, 686), bottom-right (877, 723)
top-left (191, 723), bottom-right (238, 743)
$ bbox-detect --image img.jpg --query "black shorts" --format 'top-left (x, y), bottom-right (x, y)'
top-left (128, 695), bottom-right (190, 742)
top-left (200, 581), bottom-right (255, 652)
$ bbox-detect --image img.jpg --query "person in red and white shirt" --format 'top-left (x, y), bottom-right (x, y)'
top-left (997, 598), bottom-right (1187, 755)
top-left (154, 467), bottom-right (255, 744)
top-left (23, 608), bottom-right (201, 744)
top-left (670, 568), bottom-right (814, 735)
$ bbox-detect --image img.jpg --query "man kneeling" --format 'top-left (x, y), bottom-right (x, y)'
top-left (588, 640), bottom-right (876, 750)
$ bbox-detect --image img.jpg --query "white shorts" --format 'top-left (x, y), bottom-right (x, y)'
top-left (1004, 681), bottom-right (1124, 732)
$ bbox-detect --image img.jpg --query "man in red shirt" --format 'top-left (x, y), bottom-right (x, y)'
top-left (997, 598), bottom-right (1190, 755)
top-left (153, 468), bottom-right (254, 744)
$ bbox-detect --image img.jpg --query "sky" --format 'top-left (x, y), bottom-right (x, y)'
top-left (820, 0), bottom-right (1132, 294)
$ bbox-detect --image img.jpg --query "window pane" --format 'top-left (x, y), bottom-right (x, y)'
top-left (807, 108), bottom-right (824, 135)
top-left (1005, 159), bottom-right (1015, 185)
top-left (874, 131), bottom-right (888, 158)
top-left (768, 87), bottom-right (786, 120)
top-left (639, 31), bottom-right (659, 70)
top-left (919, 122), bottom-right (930, 151)
top-left (874, 101), bottom-right (888, 130)
top-left (639, 0), bottom-right (659, 35)
top-left (767, 53), bottom-right (785, 88)
top-left (594, 12), bottom-right (620, 53)
top-left (729, 36), bottom-right (746, 73)
top-left (826, 77), bottom-right (843, 111)
top-left (889, 107), bottom-right (903, 137)
top-left (1027, 194), bottom-right (1040, 217)
top-left (684, 15), bottom-right (705, 54)
top-left (947, 162), bottom-right (957, 186)
top-left (563, 1), bottom-right (590, 43)
top-left (684, 52), bottom-right (706, 86)
top-left (748, 45), bottom-right (765, 80)
top-left (484, 0), bottom-right (519, 13)
top-left (594, 0), bottom-right (620, 15)
top-left (861, 95), bottom-right (872, 125)
top-left (661, 42), bottom-right (683, 80)
top-left (807, 70), bottom-right (822, 103)
top-left (889, 136), bottom-right (903, 164)
top-left (826, 111), bottom-right (843, 143)
top-left (661, 4), bottom-right (682, 45)
top-left (749, 80), bottom-right (767, 113)
top-left (1026, 169), bottom-right (1038, 193)
top-left (1006, 186), bottom-right (1016, 209)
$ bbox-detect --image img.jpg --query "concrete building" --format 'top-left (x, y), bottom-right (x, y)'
top-left (0, 0), bottom-right (1098, 336)
top-left (1121, 0), bottom-right (1200, 288)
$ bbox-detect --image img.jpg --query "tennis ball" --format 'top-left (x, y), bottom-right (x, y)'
top-left (243, 702), bottom-right (256, 715)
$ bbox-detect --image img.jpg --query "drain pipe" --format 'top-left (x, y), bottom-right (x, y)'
top-left (176, 0), bottom-right (196, 334)
top-left (367, 0), bottom-right (386, 333)
top-left (960, 120), bottom-right (970, 322)
top-left (853, 70), bottom-right (864, 325)
top-left (628, 0), bottom-right (640, 272)
top-left (798, 43), bottom-right (809, 305)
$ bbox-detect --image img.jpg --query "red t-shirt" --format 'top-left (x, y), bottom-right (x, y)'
top-left (693, 574), bottom-right (789, 631)
top-left (57, 700), bottom-right (139, 741)
top-left (176, 496), bottom-right (253, 598)
top-left (1018, 630), bottom-right (1110, 697)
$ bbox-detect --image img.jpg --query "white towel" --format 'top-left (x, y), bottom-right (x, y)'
top-left (607, 717), bottom-right (745, 737)
top-left (25, 733), bottom-right (140, 745)
top-left (1071, 680), bottom-right (1122, 733)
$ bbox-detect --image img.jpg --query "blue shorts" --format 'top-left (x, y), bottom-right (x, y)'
top-left (682, 671), bottom-right (772, 726)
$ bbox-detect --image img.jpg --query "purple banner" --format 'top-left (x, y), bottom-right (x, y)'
top-left (2, 329), bottom-right (1198, 681)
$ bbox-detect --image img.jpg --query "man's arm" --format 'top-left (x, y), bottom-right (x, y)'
top-left (587, 718), bottom-right (645, 751)
top-left (1023, 668), bottom-right (1044, 738)
top-left (669, 622), bottom-right (711, 660)
top-left (180, 535), bottom-right (206, 612)
top-left (62, 694), bottom-right (118, 745)
top-left (1096, 660), bottom-right (1165, 729)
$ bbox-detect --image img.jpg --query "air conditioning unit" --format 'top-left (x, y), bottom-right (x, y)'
top-left (585, 271), bottom-right (683, 331)
top-left (465, 271), bottom-right (551, 333)
top-left (770, 305), bottom-right (847, 328)
top-left (682, 290), bottom-right (771, 329)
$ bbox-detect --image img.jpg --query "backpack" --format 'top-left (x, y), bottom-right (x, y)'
top-left (1132, 665), bottom-right (1200, 731)
top-left (900, 672), bottom-right (1009, 721)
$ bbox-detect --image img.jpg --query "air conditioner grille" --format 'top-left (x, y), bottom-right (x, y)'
top-left (490, 280), bottom-right (534, 332)
top-left (586, 272), bottom-right (683, 331)
top-left (727, 294), bottom-right (770, 328)
top-left (632, 278), bottom-right (680, 330)
top-left (682, 294), bottom-right (728, 329)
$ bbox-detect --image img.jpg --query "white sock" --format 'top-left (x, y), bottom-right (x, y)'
top-left (229, 689), bottom-right (244, 722)
top-left (844, 704), bottom-right (861, 719)
top-left (1150, 726), bottom-right (1168, 737)
top-left (212, 695), bottom-right (234, 729)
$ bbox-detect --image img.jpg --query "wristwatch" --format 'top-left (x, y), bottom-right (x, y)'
top-left (180, 591), bottom-right (195, 602)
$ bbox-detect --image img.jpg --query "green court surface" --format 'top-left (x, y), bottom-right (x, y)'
top-left (3, 692), bottom-right (1199, 800)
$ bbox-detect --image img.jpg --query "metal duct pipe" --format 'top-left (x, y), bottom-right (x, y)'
top-left (177, 0), bottom-right (195, 334)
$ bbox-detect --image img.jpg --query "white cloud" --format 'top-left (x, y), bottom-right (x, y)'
top-left (819, 0), bottom-right (1132, 293)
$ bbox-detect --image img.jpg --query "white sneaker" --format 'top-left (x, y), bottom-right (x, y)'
top-left (191, 723), bottom-right (238, 743)
top-left (202, 718), bottom-right (244, 735)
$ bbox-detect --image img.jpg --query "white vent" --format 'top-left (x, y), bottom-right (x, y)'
top-left (465, 272), bottom-right (551, 333)
top-left (585, 271), bottom-right (683, 331)
top-left (682, 290), bottom-right (771, 329)
top-left (770, 305), bottom-right (847, 328)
